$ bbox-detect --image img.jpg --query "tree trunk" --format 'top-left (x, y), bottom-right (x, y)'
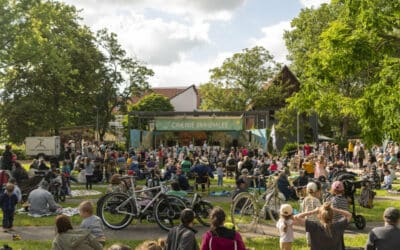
top-left (341, 116), bottom-right (349, 140)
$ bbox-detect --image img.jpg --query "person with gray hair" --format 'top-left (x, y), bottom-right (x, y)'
top-left (28, 180), bottom-right (61, 215)
top-left (365, 207), bottom-right (400, 250)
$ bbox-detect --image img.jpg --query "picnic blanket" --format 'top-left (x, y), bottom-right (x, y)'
top-left (17, 207), bottom-right (80, 217)
top-left (209, 191), bottom-right (231, 197)
top-left (71, 189), bottom-right (102, 197)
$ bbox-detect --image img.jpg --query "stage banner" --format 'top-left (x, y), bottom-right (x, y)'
top-left (155, 117), bottom-right (243, 131)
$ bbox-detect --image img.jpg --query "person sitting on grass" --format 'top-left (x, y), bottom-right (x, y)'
top-left (277, 172), bottom-right (298, 201)
top-left (294, 202), bottom-right (352, 250)
top-left (79, 201), bottom-right (106, 246)
top-left (201, 206), bottom-right (246, 250)
top-left (382, 169), bottom-right (392, 190)
top-left (107, 174), bottom-right (127, 193)
top-left (0, 183), bottom-right (18, 232)
top-left (365, 207), bottom-right (400, 250)
top-left (28, 180), bottom-right (61, 216)
top-left (166, 181), bottom-right (188, 198)
top-left (52, 214), bottom-right (102, 250)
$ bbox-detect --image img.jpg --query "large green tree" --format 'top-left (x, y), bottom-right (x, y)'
top-left (199, 46), bottom-right (280, 111)
top-left (0, 0), bottom-right (102, 142)
top-left (284, 0), bottom-right (400, 143)
top-left (94, 29), bottom-right (154, 141)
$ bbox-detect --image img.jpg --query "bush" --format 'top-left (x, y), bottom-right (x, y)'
top-left (282, 142), bottom-right (300, 157)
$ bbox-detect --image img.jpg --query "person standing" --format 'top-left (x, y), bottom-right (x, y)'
top-left (0, 183), bottom-right (18, 232)
top-left (365, 207), bottom-right (400, 250)
top-left (201, 207), bottom-right (246, 250)
top-left (277, 204), bottom-right (294, 250)
top-left (84, 158), bottom-right (94, 190)
top-left (166, 209), bottom-right (199, 250)
top-left (1, 145), bottom-right (12, 171)
top-left (294, 202), bottom-right (352, 250)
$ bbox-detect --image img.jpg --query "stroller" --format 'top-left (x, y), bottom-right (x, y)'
top-left (48, 174), bottom-right (68, 202)
top-left (332, 171), bottom-right (374, 230)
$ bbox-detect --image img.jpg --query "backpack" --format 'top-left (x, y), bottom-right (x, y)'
top-left (359, 186), bottom-right (376, 208)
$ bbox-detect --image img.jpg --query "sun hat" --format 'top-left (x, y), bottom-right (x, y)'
top-left (280, 204), bottom-right (293, 216)
top-left (241, 168), bottom-right (249, 174)
top-left (199, 156), bottom-right (209, 165)
top-left (332, 180), bottom-right (344, 191)
top-left (306, 182), bottom-right (318, 193)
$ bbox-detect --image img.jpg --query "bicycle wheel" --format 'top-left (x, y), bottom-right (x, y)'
top-left (231, 192), bottom-right (257, 233)
top-left (99, 192), bottom-right (135, 230)
top-left (264, 191), bottom-right (283, 223)
top-left (194, 200), bottom-right (213, 226)
top-left (154, 195), bottom-right (187, 231)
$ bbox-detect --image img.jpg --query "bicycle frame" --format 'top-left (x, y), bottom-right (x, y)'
top-left (115, 176), bottom-right (169, 217)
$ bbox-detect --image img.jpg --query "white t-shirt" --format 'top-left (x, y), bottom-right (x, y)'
top-left (276, 218), bottom-right (294, 243)
top-left (216, 167), bottom-right (223, 176)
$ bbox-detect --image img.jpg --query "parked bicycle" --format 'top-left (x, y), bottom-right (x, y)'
top-left (230, 173), bottom-right (285, 233)
top-left (97, 175), bottom-right (187, 231)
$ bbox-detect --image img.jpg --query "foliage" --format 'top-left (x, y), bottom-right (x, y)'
top-left (93, 29), bottom-right (154, 141)
top-left (199, 46), bottom-right (280, 111)
top-left (281, 142), bottom-right (300, 156)
top-left (0, 0), bottom-right (102, 142)
top-left (284, 0), bottom-right (400, 144)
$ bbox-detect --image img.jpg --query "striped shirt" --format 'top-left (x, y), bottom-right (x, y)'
top-left (330, 195), bottom-right (349, 222)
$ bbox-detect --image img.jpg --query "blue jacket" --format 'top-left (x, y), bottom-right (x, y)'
top-left (191, 164), bottom-right (214, 178)
top-left (0, 192), bottom-right (18, 211)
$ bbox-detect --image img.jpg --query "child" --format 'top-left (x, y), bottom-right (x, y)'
top-left (8, 178), bottom-right (22, 203)
top-left (107, 174), bottom-right (127, 193)
top-left (216, 162), bottom-right (224, 186)
top-left (301, 182), bottom-right (321, 246)
top-left (328, 181), bottom-right (349, 222)
top-left (79, 201), bottom-right (106, 246)
top-left (0, 183), bottom-right (18, 232)
top-left (382, 169), bottom-right (393, 190)
top-left (276, 204), bottom-right (294, 250)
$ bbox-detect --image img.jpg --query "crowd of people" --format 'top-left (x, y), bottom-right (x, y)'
top-left (0, 139), bottom-right (399, 249)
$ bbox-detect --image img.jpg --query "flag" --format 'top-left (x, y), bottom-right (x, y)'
top-left (270, 124), bottom-right (277, 150)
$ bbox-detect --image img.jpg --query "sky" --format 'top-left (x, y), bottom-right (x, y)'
top-left (60, 0), bottom-right (330, 87)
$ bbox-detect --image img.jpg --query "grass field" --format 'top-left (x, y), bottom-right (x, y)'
top-left (0, 235), bottom-right (369, 250)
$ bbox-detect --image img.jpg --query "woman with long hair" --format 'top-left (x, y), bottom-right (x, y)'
top-left (201, 207), bottom-right (246, 250)
top-left (294, 202), bottom-right (352, 250)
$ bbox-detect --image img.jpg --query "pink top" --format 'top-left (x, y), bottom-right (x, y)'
top-left (201, 230), bottom-right (246, 250)
top-left (314, 162), bottom-right (327, 179)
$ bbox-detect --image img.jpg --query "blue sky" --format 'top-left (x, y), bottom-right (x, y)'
top-left (61, 0), bottom-right (329, 86)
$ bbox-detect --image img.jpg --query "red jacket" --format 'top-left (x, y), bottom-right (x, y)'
top-left (201, 227), bottom-right (246, 250)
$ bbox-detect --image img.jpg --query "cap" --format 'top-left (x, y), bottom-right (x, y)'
top-left (384, 207), bottom-right (400, 223)
top-left (280, 204), bottom-right (293, 216)
top-left (306, 182), bottom-right (318, 193)
top-left (332, 181), bottom-right (344, 191)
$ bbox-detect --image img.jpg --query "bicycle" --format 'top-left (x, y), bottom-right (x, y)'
top-left (230, 174), bottom-right (285, 233)
top-left (97, 175), bottom-right (187, 231)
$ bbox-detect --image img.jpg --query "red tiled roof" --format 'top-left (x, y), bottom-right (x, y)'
top-left (131, 85), bottom-right (201, 108)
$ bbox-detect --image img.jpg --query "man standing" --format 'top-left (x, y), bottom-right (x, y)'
top-left (2, 145), bottom-right (13, 171)
top-left (365, 207), bottom-right (400, 250)
top-left (166, 208), bottom-right (199, 250)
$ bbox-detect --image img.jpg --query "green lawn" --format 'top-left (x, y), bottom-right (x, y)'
top-left (0, 235), bottom-right (369, 250)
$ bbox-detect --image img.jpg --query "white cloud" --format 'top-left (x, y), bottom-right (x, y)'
top-left (250, 21), bottom-right (292, 63)
top-left (150, 52), bottom-right (233, 86)
top-left (299, 0), bottom-right (330, 8)
top-left (93, 12), bottom-right (210, 65)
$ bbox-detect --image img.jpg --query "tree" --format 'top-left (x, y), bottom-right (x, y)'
top-left (125, 93), bottom-right (174, 131)
top-left (284, 0), bottom-right (400, 143)
top-left (94, 29), bottom-right (154, 141)
top-left (0, 0), bottom-right (102, 142)
top-left (199, 46), bottom-right (280, 111)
